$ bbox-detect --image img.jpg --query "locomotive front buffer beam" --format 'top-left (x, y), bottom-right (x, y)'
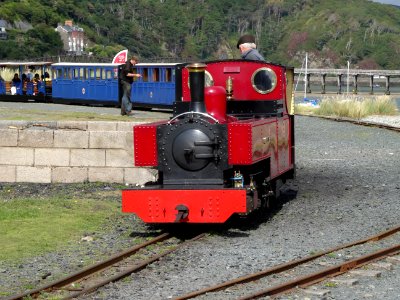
top-left (122, 188), bottom-right (253, 224)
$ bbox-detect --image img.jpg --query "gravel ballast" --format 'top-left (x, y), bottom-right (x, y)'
top-left (0, 115), bottom-right (399, 299)
top-left (95, 116), bottom-right (400, 299)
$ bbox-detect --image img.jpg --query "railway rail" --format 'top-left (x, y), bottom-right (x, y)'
top-left (173, 225), bottom-right (400, 300)
top-left (6, 232), bottom-right (205, 300)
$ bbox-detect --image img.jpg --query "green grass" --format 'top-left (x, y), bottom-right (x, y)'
top-left (0, 107), bottom-right (127, 122)
top-left (0, 196), bottom-right (120, 262)
top-left (296, 95), bottom-right (398, 119)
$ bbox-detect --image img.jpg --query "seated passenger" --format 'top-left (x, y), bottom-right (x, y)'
top-left (11, 73), bottom-right (22, 95)
top-left (44, 72), bottom-right (51, 81)
top-left (12, 73), bottom-right (21, 85)
top-left (33, 73), bottom-right (40, 95)
top-left (26, 69), bottom-right (33, 81)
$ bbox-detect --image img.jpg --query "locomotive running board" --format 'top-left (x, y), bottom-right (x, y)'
top-left (122, 188), bottom-right (248, 224)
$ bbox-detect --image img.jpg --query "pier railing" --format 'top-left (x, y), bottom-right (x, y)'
top-left (294, 68), bottom-right (400, 95)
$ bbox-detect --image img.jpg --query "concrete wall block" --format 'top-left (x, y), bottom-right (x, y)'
top-left (0, 120), bottom-right (28, 129)
top-left (126, 131), bottom-right (134, 152)
top-left (57, 121), bottom-right (88, 131)
top-left (106, 149), bottom-right (133, 167)
top-left (88, 167), bottom-right (124, 183)
top-left (116, 122), bottom-right (137, 132)
top-left (0, 166), bottom-right (16, 182)
top-left (52, 167), bottom-right (88, 183)
top-left (70, 149), bottom-right (105, 167)
top-left (88, 121), bottom-right (117, 131)
top-left (18, 129), bottom-right (54, 147)
top-left (0, 147), bottom-right (34, 165)
top-left (16, 166), bottom-right (51, 183)
top-left (0, 129), bottom-right (18, 146)
top-left (124, 167), bottom-right (157, 184)
top-left (90, 131), bottom-right (129, 149)
top-left (35, 148), bottom-right (70, 166)
top-left (54, 130), bottom-right (89, 148)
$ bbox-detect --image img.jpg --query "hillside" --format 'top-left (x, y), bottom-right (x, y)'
top-left (1, 0), bottom-right (400, 68)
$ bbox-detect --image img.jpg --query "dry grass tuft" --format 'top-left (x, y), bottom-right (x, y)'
top-left (296, 95), bottom-right (398, 119)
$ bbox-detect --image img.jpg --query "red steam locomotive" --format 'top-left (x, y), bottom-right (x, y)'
top-left (122, 59), bottom-right (295, 224)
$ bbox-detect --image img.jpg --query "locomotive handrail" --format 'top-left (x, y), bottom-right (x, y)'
top-left (168, 111), bottom-right (219, 124)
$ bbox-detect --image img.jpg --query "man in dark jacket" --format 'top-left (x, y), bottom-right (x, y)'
top-left (237, 34), bottom-right (265, 61)
top-left (120, 56), bottom-right (141, 115)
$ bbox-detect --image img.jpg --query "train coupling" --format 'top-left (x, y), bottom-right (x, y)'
top-left (175, 204), bottom-right (189, 222)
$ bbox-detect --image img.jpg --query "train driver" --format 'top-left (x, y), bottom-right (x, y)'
top-left (237, 34), bottom-right (265, 61)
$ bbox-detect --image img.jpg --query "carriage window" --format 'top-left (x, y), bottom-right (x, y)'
top-left (153, 68), bottom-right (160, 82)
top-left (251, 68), bottom-right (277, 94)
top-left (106, 70), bottom-right (113, 79)
top-left (79, 68), bottom-right (84, 80)
top-left (141, 68), bottom-right (148, 82)
top-left (165, 68), bottom-right (171, 82)
top-left (64, 68), bottom-right (72, 80)
top-left (73, 68), bottom-right (79, 79)
top-left (56, 69), bottom-right (62, 79)
top-left (96, 68), bottom-right (103, 79)
top-left (89, 68), bottom-right (95, 79)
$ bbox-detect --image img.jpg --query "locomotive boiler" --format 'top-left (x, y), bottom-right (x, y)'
top-left (122, 59), bottom-right (295, 224)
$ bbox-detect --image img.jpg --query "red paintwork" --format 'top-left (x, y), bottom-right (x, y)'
top-left (228, 116), bottom-right (292, 179)
top-left (228, 118), bottom-right (276, 164)
top-left (182, 60), bottom-right (285, 103)
top-left (204, 86), bottom-right (228, 123)
top-left (277, 116), bottom-right (293, 175)
top-left (122, 188), bottom-right (248, 223)
top-left (134, 120), bottom-right (167, 166)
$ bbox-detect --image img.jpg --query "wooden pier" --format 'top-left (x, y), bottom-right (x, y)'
top-left (294, 68), bottom-right (400, 95)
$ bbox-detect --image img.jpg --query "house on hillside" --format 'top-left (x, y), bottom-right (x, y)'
top-left (56, 20), bottom-right (86, 55)
top-left (0, 20), bottom-right (8, 40)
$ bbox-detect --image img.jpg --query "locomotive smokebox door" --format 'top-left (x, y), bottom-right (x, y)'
top-left (157, 116), bottom-right (228, 185)
top-left (173, 128), bottom-right (214, 171)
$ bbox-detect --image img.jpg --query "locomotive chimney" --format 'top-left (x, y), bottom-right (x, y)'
top-left (187, 63), bottom-right (207, 113)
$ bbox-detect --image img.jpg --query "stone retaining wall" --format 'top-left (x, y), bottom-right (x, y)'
top-left (0, 120), bottom-right (156, 184)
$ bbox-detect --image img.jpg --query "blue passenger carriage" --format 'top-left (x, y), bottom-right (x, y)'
top-left (131, 63), bottom-right (181, 109)
top-left (51, 63), bottom-right (122, 106)
top-left (0, 61), bottom-right (52, 102)
top-left (50, 62), bottom-right (181, 108)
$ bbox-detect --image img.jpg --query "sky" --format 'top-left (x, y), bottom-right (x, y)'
top-left (371, 0), bottom-right (400, 5)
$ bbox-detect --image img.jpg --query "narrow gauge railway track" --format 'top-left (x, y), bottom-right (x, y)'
top-left (173, 225), bottom-right (400, 300)
top-left (7, 232), bottom-right (205, 300)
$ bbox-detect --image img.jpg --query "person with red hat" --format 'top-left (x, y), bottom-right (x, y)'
top-left (237, 34), bottom-right (265, 61)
